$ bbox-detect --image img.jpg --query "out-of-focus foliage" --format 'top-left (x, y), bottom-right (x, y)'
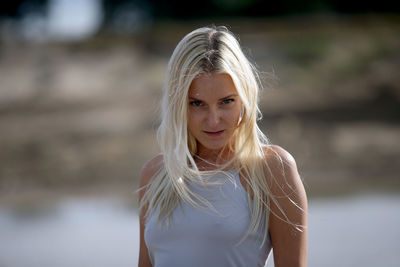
top-left (0, 0), bottom-right (47, 18)
top-left (2, 0), bottom-right (400, 21)
top-left (1, 0), bottom-right (399, 39)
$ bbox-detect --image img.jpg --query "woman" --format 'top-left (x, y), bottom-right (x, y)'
top-left (138, 26), bottom-right (307, 267)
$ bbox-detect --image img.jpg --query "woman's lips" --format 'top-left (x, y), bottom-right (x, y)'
top-left (203, 130), bottom-right (224, 137)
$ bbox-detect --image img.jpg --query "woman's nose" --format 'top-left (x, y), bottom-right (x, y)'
top-left (206, 107), bottom-right (220, 128)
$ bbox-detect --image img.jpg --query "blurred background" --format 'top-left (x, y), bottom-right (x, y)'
top-left (0, 0), bottom-right (399, 266)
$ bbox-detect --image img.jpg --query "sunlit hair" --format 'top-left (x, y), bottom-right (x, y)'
top-left (140, 25), bottom-right (302, 246)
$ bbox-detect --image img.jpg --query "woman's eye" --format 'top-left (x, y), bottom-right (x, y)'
top-left (190, 100), bottom-right (203, 107)
top-left (222, 98), bottom-right (234, 105)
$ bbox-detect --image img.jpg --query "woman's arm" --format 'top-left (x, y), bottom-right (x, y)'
top-left (138, 154), bottom-right (163, 267)
top-left (266, 145), bottom-right (308, 267)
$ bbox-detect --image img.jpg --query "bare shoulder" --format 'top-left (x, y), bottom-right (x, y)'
top-left (263, 144), bottom-right (297, 168)
top-left (262, 144), bottom-right (305, 196)
top-left (139, 154), bottom-right (164, 191)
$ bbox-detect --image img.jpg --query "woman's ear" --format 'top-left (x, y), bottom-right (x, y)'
top-left (237, 104), bottom-right (244, 126)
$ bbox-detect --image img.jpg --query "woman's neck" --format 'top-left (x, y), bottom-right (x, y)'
top-left (195, 146), bottom-right (235, 171)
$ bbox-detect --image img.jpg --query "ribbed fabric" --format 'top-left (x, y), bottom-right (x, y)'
top-left (144, 170), bottom-right (271, 267)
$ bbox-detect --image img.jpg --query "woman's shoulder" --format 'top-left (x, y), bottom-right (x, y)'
top-left (139, 154), bottom-right (164, 188)
top-left (262, 144), bottom-right (296, 167)
top-left (261, 144), bottom-right (303, 191)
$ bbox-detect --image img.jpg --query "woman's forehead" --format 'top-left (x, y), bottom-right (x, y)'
top-left (189, 73), bottom-right (238, 97)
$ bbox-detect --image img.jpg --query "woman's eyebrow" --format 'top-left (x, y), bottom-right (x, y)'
top-left (188, 94), bottom-right (238, 100)
top-left (219, 94), bottom-right (238, 100)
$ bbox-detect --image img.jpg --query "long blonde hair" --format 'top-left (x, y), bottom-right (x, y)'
top-left (140, 26), bottom-right (294, 245)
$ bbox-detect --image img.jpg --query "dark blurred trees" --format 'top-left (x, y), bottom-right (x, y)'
top-left (1, 0), bottom-right (399, 26)
top-left (0, 0), bottom-right (47, 18)
top-left (102, 0), bottom-right (400, 19)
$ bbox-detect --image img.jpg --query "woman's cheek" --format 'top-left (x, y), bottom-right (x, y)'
top-left (188, 112), bottom-right (202, 131)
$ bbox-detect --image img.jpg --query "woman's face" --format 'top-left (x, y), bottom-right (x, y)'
top-left (188, 73), bottom-right (242, 155)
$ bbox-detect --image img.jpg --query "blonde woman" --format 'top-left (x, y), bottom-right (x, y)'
top-left (138, 26), bottom-right (307, 267)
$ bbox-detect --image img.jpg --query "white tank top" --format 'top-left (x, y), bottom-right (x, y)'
top-left (144, 170), bottom-right (272, 266)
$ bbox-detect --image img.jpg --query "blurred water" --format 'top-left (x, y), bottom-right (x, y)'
top-left (0, 194), bottom-right (399, 267)
top-left (0, 198), bottom-right (139, 267)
